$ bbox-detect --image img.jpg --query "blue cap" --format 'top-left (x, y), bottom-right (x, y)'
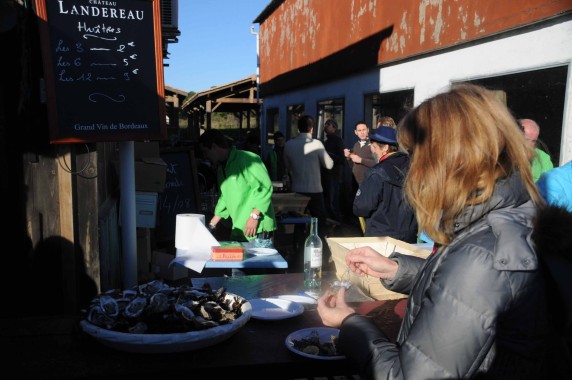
top-left (370, 126), bottom-right (397, 145)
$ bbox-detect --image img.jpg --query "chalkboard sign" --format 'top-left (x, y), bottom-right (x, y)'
top-left (34, 0), bottom-right (166, 143)
top-left (155, 147), bottom-right (201, 242)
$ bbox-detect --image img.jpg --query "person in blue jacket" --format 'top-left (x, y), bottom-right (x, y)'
top-left (352, 126), bottom-right (418, 243)
top-left (536, 160), bottom-right (572, 212)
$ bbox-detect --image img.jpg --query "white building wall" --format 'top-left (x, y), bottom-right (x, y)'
top-left (379, 19), bottom-right (572, 164)
top-left (263, 19), bottom-right (572, 164)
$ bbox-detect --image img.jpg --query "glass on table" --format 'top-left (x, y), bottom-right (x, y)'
top-left (253, 231), bottom-right (273, 248)
top-left (329, 267), bottom-right (352, 295)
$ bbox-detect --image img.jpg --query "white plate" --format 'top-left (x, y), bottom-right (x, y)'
top-left (245, 247), bottom-right (278, 256)
top-left (285, 327), bottom-right (345, 360)
top-left (249, 297), bottom-right (304, 320)
top-left (275, 294), bottom-right (317, 305)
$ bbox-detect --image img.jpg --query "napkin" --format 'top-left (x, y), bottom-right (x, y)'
top-left (169, 213), bottom-right (219, 273)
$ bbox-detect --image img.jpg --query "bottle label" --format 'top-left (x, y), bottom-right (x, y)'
top-left (310, 248), bottom-right (322, 267)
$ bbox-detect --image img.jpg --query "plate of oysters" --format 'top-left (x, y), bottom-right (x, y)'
top-left (285, 327), bottom-right (345, 360)
top-left (80, 280), bottom-right (252, 353)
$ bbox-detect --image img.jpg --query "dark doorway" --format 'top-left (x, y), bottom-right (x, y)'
top-left (465, 65), bottom-right (568, 166)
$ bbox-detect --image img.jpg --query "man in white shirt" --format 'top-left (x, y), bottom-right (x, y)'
top-left (284, 115), bottom-right (334, 244)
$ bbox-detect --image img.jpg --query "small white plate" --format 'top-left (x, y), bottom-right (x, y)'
top-left (285, 327), bottom-right (345, 360)
top-left (275, 294), bottom-right (317, 305)
top-left (249, 298), bottom-right (304, 320)
top-left (245, 247), bottom-right (278, 256)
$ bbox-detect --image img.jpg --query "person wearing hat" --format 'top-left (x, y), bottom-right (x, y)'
top-left (352, 126), bottom-right (418, 242)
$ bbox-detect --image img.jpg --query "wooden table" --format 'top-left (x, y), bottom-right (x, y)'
top-left (272, 192), bottom-right (312, 226)
top-left (189, 270), bottom-right (374, 302)
top-left (271, 192), bottom-right (313, 272)
top-left (2, 272), bottom-right (407, 379)
top-left (272, 192), bottom-right (311, 215)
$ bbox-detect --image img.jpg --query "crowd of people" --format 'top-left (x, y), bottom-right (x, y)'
top-left (197, 83), bottom-right (571, 379)
top-left (316, 83), bottom-right (571, 379)
top-left (197, 86), bottom-right (569, 246)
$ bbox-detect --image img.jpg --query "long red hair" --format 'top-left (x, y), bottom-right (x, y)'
top-left (397, 83), bottom-right (542, 244)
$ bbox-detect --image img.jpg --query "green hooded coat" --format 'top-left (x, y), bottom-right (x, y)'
top-left (215, 146), bottom-right (277, 241)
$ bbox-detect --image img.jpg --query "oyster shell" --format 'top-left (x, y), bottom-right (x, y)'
top-left (99, 295), bottom-right (119, 317)
top-left (124, 296), bottom-right (147, 318)
top-left (148, 293), bottom-right (169, 314)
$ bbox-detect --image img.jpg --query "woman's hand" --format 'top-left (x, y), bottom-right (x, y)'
top-left (209, 215), bottom-right (222, 229)
top-left (244, 217), bottom-right (258, 237)
top-left (317, 287), bottom-right (355, 328)
top-left (345, 246), bottom-right (399, 280)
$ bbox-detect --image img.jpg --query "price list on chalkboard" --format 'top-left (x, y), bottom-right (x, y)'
top-left (156, 149), bottom-right (200, 242)
top-left (35, 0), bottom-right (166, 143)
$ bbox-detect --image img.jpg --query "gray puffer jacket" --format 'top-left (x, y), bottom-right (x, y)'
top-left (339, 173), bottom-right (551, 379)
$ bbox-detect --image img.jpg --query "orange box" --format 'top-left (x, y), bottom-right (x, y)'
top-left (211, 245), bottom-right (244, 261)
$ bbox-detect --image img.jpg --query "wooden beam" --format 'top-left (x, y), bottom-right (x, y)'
top-left (57, 145), bottom-right (78, 312)
top-left (58, 146), bottom-right (74, 242)
top-left (215, 98), bottom-right (260, 104)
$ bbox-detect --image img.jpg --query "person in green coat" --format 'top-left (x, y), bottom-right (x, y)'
top-left (519, 118), bottom-right (554, 181)
top-left (199, 129), bottom-right (277, 242)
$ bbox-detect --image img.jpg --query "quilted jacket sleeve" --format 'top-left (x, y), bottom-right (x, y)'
top-left (338, 243), bottom-right (536, 379)
top-left (381, 253), bottom-right (426, 295)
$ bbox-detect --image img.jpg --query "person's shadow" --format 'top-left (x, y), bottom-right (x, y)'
top-left (23, 236), bottom-right (98, 316)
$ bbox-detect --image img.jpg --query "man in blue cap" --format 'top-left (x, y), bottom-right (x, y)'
top-left (352, 126), bottom-right (418, 242)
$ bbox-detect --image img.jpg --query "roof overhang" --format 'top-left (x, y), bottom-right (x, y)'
top-left (181, 75), bottom-right (262, 114)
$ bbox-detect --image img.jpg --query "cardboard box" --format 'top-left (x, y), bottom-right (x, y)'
top-left (134, 141), bottom-right (167, 192)
top-left (134, 141), bottom-right (160, 160)
top-left (327, 236), bottom-right (431, 300)
top-left (152, 249), bottom-right (190, 282)
top-left (135, 191), bottom-right (158, 228)
top-left (272, 193), bottom-right (311, 214)
top-left (119, 191), bottom-right (158, 228)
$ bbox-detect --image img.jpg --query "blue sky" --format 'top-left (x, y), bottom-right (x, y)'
top-left (163, 0), bottom-right (270, 93)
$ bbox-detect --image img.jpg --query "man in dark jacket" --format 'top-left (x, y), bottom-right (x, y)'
top-left (352, 126), bottom-right (418, 242)
top-left (323, 119), bottom-right (346, 222)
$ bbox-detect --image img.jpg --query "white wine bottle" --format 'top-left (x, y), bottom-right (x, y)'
top-left (303, 217), bottom-right (322, 297)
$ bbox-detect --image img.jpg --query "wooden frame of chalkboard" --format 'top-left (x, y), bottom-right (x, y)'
top-left (155, 147), bottom-right (202, 243)
top-left (34, 0), bottom-right (167, 143)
